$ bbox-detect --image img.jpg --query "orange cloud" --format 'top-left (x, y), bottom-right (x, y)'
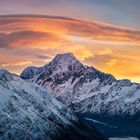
top-left (98, 48), bottom-right (112, 55)
top-left (2, 61), bottom-right (32, 67)
top-left (106, 59), bottom-right (118, 67)
top-left (0, 15), bottom-right (140, 45)
top-left (0, 15), bottom-right (140, 82)
top-left (0, 31), bottom-right (62, 48)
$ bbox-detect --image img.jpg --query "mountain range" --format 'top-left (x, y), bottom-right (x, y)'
top-left (21, 53), bottom-right (140, 117)
top-left (0, 53), bottom-right (140, 139)
top-left (20, 53), bottom-right (140, 138)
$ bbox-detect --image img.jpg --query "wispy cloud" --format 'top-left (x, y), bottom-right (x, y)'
top-left (0, 30), bottom-right (61, 48)
top-left (0, 15), bottom-right (140, 45)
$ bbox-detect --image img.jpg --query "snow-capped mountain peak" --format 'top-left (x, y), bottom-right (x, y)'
top-left (46, 53), bottom-right (85, 73)
top-left (51, 53), bottom-right (76, 64)
top-left (20, 53), bottom-right (140, 117)
top-left (20, 53), bottom-right (85, 80)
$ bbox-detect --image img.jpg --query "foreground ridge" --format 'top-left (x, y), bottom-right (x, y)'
top-left (0, 69), bottom-right (104, 140)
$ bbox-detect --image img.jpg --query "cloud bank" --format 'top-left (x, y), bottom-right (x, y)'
top-left (0, 15), bottom-right (140, 82)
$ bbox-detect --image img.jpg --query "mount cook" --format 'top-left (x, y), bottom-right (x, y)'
top-left (21, 53), bottom-right (140, 117)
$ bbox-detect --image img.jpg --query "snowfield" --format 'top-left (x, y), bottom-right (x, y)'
top-left (0, 69), bottom-right (104, 140)
top-left (0, 70), bottom-right (76, 140)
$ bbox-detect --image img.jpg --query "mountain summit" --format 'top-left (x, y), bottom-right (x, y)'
top-left (51, 53), bottom-right (77, 64)
top-left (44, 53), bottom-right (85, 73)
top-left (20, 53), bottom-right (84, 80)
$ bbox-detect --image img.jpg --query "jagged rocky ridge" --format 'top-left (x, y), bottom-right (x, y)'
top-left (0, 69), bottom-right (104, 140)
top-left (21, 53), bottom-right (140, 117)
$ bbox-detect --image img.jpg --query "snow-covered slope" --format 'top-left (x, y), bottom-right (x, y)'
top-left (20, 53), bottom-right (140, 117)
top-left (0, 69), bottom-right (103, 140)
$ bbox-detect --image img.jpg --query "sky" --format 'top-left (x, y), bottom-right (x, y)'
top-left (0, 0), bottom-right (140, 82)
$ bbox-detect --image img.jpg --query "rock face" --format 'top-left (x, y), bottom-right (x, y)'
top-left (20, 53), bottom-right (140, 117)
top-left (0, 69), bottom-right (104, 140)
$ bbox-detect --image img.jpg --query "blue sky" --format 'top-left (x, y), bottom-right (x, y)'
top-left (0, 0), bottom-right (139, 29)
